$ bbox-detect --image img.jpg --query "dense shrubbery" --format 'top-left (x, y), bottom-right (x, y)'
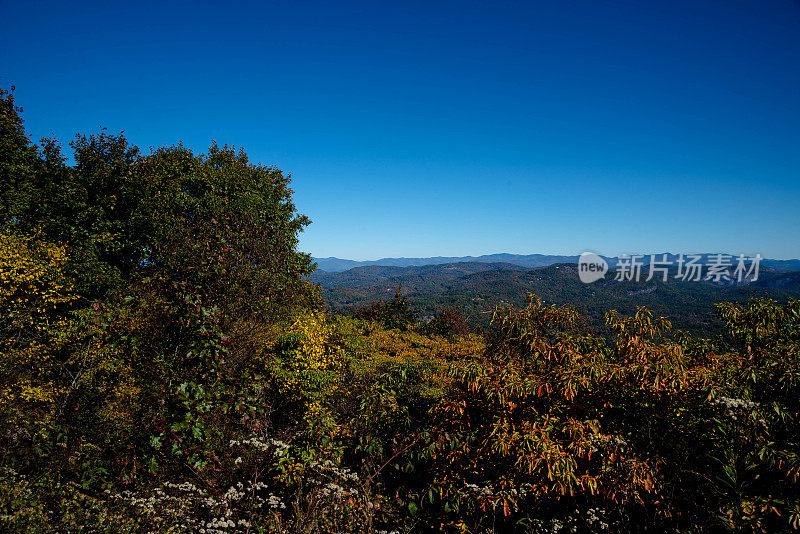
top-left (2, 88), bottom-right (799, 532)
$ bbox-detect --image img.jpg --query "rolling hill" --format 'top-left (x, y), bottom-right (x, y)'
top-left (311, 261), bottom-right (800, 334)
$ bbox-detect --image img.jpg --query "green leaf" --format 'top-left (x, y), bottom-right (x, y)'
top-left (408, 502), bottom-right (419, 516)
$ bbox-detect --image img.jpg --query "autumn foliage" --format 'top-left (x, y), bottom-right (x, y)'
top-left (1, 88), bottom-right (799, 533)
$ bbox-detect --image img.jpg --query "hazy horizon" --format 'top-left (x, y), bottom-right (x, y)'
top-left (312, 251), bottom-right (800, 262)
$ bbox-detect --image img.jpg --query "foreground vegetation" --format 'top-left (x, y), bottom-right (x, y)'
top-left (2, 88), bottom-right (799, 532)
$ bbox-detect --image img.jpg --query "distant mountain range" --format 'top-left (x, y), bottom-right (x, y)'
top-left (307, 261), bottom-right (529, 289)
top-left (312, 254), bottom-right (582, 272)
top-left (312, 253), bottom-right (800, 272)
top-left (310, 260), bottom-right (800, 335)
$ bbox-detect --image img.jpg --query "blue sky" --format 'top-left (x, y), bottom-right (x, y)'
top-left (2, 0), bottom-right (799, 259)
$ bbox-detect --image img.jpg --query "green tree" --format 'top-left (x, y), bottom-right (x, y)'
top-left (353, 286), bottom-right (416, 330)
top-left (0, 87), bottom-right (39, 228)
top-left (0, 88), bottom-right (315, 312)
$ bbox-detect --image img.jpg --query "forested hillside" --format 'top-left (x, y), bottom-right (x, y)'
top-left (2, 88), bottom-right (800, 533)
top-left (312, 254), bottom-right (585, 272)
top-left (314, 262), bottom-right (800, 335)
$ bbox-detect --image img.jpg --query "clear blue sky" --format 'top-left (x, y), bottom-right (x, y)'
top-left (2, 0), bottom-right (799, 260)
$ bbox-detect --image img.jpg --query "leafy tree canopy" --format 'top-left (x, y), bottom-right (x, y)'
top-left (0, 88), bottom-right (314, 318)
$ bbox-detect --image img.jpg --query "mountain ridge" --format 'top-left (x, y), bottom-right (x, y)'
top-left (313, 261), bottom-right (800, 334)
top-left (313, 253), bottom-right (800, 272)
